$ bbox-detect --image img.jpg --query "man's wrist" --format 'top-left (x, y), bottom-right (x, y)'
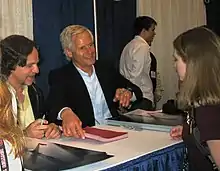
top-left (61, 108), bottom-right (71, 120)
top-left (126, 87), bottom-right (137, 102)
top-left (126, 87), bottom-right (133, 94)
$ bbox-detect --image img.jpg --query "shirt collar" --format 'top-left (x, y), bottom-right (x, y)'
top-left (134, 35), bottom-right (150, 47)
top-left (7, 82), bottom-right (27, 95)
top-left (73, 63), bottom-right (95, 77)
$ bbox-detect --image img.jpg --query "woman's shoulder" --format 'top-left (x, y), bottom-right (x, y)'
top-left (1, 140), bottom-right (23, 171)
top-left (195, 104), bottom-right (220, 123)
top-left (195, 104), bottom-right (220, 141)
top-left (196, 104), bottom-right (220, 114)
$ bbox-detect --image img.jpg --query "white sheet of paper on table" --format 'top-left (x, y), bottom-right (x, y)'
top-left (123, 109), bottom-right (180, 120)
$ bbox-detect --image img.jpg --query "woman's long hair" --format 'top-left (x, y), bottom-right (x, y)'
top-left (0, 80), bottom-right (25, 158)
top-left (173, 26), bottom-right (220, 109)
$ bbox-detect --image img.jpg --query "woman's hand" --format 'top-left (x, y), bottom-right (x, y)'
top-left (170, 125), bottom-right (183, 140)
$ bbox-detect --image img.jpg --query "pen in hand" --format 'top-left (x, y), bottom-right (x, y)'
top-left (40, 114), bottom-right (46, 139)
top-left (40, 114), bottom-right (46, 125)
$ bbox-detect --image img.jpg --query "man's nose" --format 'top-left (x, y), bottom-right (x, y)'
top-left (33, 64), bottom-right (39, 74)
top-left (87, 46), bottom-right (95, 54)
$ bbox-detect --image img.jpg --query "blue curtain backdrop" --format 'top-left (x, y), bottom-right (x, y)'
top-left (205, 0), bottom-right (220, 36)
top-left (96, 0), bottom-right (136, 70)
top-left (32, 0), bottom-right (94, 96)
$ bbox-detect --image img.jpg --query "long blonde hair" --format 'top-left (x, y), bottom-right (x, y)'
top-left (173, 26), bottom-right (220, 109)
top-left (0, 80), bottom-right (25, 158)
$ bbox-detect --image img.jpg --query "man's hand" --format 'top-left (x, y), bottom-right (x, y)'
top-left (113, 88), bottom-right (132, 107)
top-left (44, 123), bottom-right (61, 139)
top-left (24, 119), bottom-right (49, 139)
top-left (61, 108), bottom-right (85, 139)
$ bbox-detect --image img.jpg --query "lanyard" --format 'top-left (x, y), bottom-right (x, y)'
top-left (0, 139), bottom-right (9, 171)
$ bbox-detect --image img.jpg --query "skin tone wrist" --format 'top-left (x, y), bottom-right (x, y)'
top-left (61, 108), bottom-right (72, 119)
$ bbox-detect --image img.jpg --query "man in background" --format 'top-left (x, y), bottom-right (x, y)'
top-left (120, 16), bottom-right (159, 109)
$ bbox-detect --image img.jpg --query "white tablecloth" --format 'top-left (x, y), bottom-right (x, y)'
top-left (26, 125), bottom-right (182, 171)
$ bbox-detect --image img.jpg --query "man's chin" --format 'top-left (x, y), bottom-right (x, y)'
top-left (25, 81), bottom-right (33, 86)
top-left (92, 59), bottom-right (96, 65)
top-left (25, 78), bottom-right (35, 85)
top-left (89, 58), bottom-right (96, 65)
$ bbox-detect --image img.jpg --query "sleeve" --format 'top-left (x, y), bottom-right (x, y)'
top-left (57, 107), bottom-right (70, 120)
top-left (46, 71), bottom-right (73, 124)
top-left (99, 60), bottom-right (143, 102)
top-left (1, 140), bottom-right (23, 171)
top-left (116, 71), bottom-right (143, 101)
top-left (196, 105), bottom-right (220, 142)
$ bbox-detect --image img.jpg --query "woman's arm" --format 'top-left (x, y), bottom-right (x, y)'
top-left (207, 140), bottom-right (220, 169)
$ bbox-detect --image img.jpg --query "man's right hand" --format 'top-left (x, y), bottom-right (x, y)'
top-left (24, 119), bottom-right (49, 139)
top-left (61, 108), bottom-right (85, 139)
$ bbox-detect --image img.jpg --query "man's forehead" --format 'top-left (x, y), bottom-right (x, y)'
top-left (26, 59), bottom-right (39, 64)
top-left (72, 30), bottom-right (92, 39)
top-left (71, 31), bottom-right (85, 41)
top-left (73, 32), bottom-right (92, 46)
top-left (26, 51), bottom-right (39, 64)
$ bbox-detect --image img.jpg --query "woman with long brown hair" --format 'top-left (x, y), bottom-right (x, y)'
top-left (170, 26), bottom-right (220, 170)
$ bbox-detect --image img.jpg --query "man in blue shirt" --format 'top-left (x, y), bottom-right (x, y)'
top-left (47, 25), bottom-right (143, 138)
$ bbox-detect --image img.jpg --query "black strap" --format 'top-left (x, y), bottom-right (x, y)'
top-left (191, 108), bottom-right (219, 170)
top-left (193, 127), bottom-right (218, 170)
top-left (0, 139), bottom-right (9, 171)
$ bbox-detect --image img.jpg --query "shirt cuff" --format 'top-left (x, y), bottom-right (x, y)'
top-left (57, 107), bottom-right (70, 120)
top-left (131, 92), bottom-right (136, 102)
top-left (126, 87), bottom-right (136, 102)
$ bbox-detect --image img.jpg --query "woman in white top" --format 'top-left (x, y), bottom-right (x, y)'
top-left (0, 80), bottom-right (25, 171)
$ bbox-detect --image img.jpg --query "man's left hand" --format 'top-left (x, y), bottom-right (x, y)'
top-left (44, 123), bottom-right (61, 139)
top-left (113, 88), bottom-right (132, 107)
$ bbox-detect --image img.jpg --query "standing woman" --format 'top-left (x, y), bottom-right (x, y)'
top-left (0, 79), bottom-right (25, 170)
top-left (170, 27), bottom-right (220, 170)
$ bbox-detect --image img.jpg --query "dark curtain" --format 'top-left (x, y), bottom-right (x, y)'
top-left (205, 0), bottom-right (220, 36)
top-left (32, 0), bottom-right (94, 96)
top-left (112, 0), bottom-right (136, 71)
top-left (96, 0), bottom-right (136, 71)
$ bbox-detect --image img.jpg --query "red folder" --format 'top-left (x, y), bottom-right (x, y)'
top-left (84, 127), bottom-right (128, 142)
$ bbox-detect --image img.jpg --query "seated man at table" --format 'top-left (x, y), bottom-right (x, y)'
top-left (47, 25), bottom-right (143, 138)
top-left (0, 35), bottom-right (61, 139)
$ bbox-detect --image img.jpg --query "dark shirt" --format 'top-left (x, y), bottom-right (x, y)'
top-left (149, 52), bottom-right (157, 93)
top-left (183, 105), bottom-right (220, 170)
top-left (28, 83), bottom-right (45, 119)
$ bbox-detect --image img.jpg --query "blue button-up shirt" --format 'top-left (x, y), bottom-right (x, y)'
top-left (76, 66), bottom-right (112, 125)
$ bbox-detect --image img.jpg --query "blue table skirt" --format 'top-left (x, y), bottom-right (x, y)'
top-left (103, 143), bottom-right (185, 171)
